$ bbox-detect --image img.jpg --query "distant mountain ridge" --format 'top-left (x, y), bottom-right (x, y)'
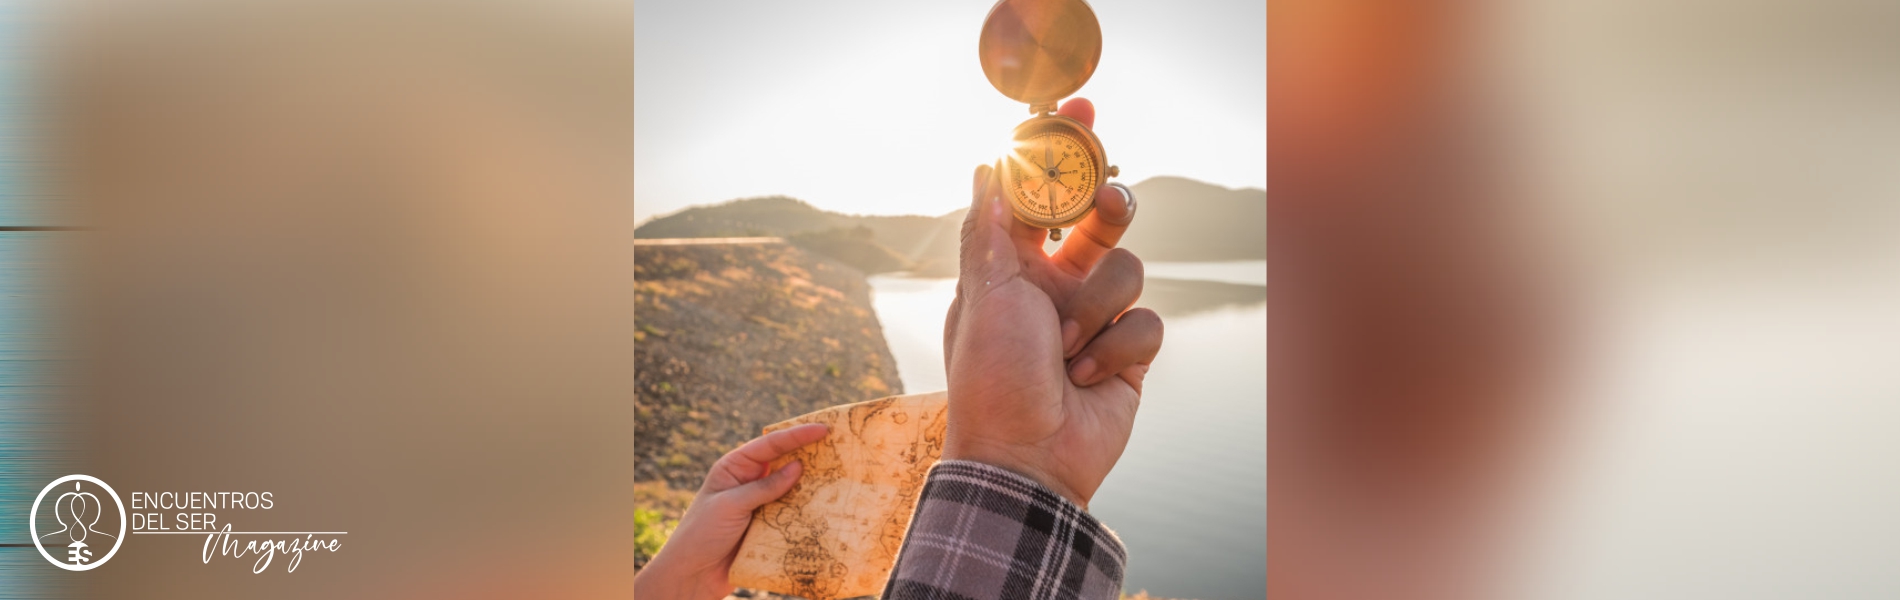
top-left (634, 177), bottom-right (1264, 274)
top-left (1116, 176), bottom-right (1267, 262)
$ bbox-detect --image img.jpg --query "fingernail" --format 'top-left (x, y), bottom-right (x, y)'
top-left (1069, 357), bottom-right (1097, 384)
top-left (1061, 320), bottom-right (1079, 355)
top-left (1112, 183), bottom-right (1135, 212)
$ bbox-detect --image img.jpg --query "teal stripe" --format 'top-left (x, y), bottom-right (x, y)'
top-left (0, 234), bottom-right (62, 595)
top-left (0, 0), bottom-right (67, 594)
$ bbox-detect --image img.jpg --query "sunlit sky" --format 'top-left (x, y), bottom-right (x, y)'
top-left (633, 0), bottom-right (1264, 222)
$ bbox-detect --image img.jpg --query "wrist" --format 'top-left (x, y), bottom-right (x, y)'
top-left (941, 441), bottom-right (1090, 509)
top-left (632, 554), bottom-right (708, 600)
top-left (631, 563), bottom-right (679, 600)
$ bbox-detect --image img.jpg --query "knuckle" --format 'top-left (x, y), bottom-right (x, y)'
top-left (1070, 297), bottom-right (1109, 324)
top-left (765, 431), bottom-right (799, 453)
top-left (715, 447), bottom-right (745, 467)
top-left (1072, 225), bottom-right (1116, 254)
top-left (705, 493), bottom-right (746, 514)
top-left (1104, 248), bottom-right (1143, 278)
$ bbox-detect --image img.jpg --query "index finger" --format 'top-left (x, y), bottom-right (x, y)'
top-left (1052, 182), bottom-right (1136, 275)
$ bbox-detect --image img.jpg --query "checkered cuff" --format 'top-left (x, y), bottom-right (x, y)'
top-left (883, 460), bottom-right (1126, 600)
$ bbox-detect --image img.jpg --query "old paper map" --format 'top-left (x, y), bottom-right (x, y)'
top-left (728, 392), bottom-right (948, 600)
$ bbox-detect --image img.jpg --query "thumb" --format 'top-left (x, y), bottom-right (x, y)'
top-left (722, 460), bottom-right (803, 510)
top-left (957, 162), bottom-right (1022, 307)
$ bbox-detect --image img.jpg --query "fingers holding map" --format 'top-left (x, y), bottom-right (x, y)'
top-left (728, 392), bottom-right (949, 600)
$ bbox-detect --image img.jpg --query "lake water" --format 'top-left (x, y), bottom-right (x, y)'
top-left (1143, 260), bottom-right (1267, 287)
top-left (869, 261), bottom-right (1267, 600)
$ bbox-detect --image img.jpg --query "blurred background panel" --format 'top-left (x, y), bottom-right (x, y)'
top-left (1273, 0), bottom-right (1900, 598)
top-left (25, 0), bottom-right (634, 597)
top-left (1495, 0), bottom-right (1900, 598)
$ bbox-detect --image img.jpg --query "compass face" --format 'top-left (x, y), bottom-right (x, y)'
top-left (1004, 125), bottom-right (1100, 229)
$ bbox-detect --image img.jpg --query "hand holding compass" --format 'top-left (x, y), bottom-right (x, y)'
top-left (947, 6), bottom-right (1160, 505)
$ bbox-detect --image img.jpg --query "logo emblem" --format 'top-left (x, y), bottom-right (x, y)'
top-left (30, 475), bottom-right (126, 571)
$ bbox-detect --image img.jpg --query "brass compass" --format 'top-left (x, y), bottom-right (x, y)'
top-left (980, 0), bottom-right (1119, 242)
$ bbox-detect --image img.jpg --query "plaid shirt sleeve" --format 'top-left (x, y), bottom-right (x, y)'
top-left (881, 460), bottom-right (1127, 600)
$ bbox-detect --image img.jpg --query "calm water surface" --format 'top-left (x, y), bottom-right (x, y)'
top-left (1143, 260), bottom-right (1266, 287)
top-left (870, 263), bottom-right (1266, 600)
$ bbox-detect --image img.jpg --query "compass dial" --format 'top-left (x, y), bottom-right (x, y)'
top-left (1004, 129), bottom-right (1100, 230)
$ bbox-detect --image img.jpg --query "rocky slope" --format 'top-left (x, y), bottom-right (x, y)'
top-left (634, 242), bottom-right (904, 490)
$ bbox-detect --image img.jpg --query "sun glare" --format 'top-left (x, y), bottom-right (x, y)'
top-left (633, 0), bottom-right (1263, 223)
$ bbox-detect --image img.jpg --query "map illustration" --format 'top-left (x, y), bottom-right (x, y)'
top-left (728, 392), bottom-right (948, 600)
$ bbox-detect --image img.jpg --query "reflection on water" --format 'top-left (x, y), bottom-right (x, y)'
top-left (1144, 260), bottom-right (1266, 287)
top-left (868, 263), bottom-right (1265, 600)
top-left (866, 276), bottom-right (958, 394)
top-left (1142, 278), bottom-right (1267, 319)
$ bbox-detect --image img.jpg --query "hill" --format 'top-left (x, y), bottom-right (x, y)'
top-left (786, 226), bottom-right (916, 275)
top-left (1119, 176), bottom-right (1267, 262)
top-left (633, 196), bottom-right (955, 274)
top-left (634, 176), bottom-right (1263, 274)
top-left (634, 241), bottom-right (904, 490)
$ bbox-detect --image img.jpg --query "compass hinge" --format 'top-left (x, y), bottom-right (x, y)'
top-left (1030, 102), bottom-right (1058, 115)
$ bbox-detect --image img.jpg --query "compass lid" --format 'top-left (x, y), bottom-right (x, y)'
top-left (979, 0), bottom-right (1101, 111)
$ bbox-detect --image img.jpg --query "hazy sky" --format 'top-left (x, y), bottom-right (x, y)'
top-left (633, 0), bottom-right (1264, 222)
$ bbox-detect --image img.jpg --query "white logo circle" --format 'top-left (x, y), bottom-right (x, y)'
top-left (30, 475), bottom-right (127, 571)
